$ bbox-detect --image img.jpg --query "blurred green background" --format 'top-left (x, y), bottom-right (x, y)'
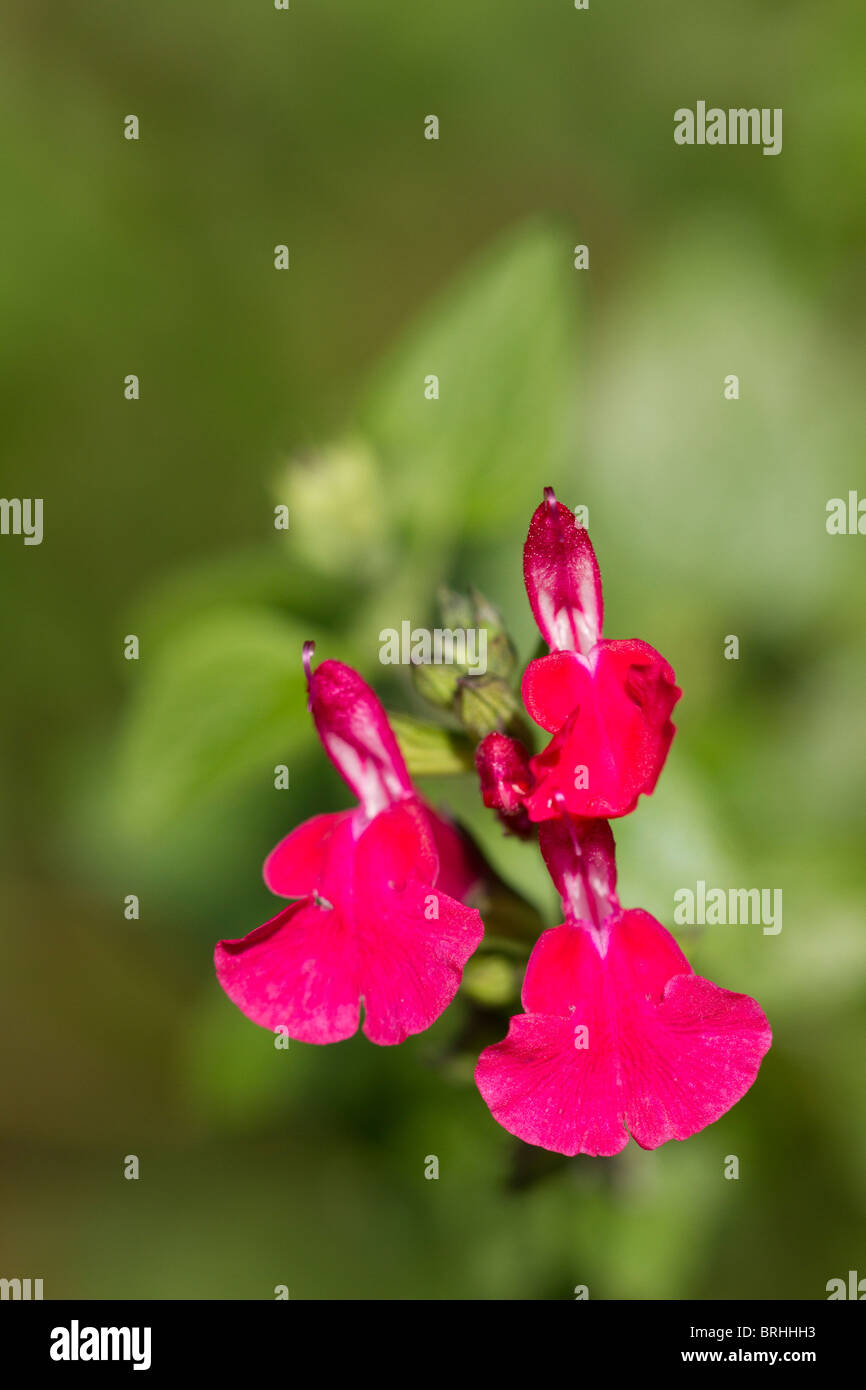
top-left (1, 0), bottom-right (864, 1299)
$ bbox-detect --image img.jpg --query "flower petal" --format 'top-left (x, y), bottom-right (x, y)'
top-left (308, 657), bottom-right (413, 817)
top-left (537, 817), bottom-right (619, 926)
top-left (476, 911), bottom-right (771, 1156)
top-left (353, 803), bottom-right (484, 1043)
top-left (263, 811), bottom-right (351, 897)
top-left (523, 639), bottom-right (680, 820)
top-left (217, 800), bottom-right (483, 1046)
top-left (521, 651), bottom-right (587, 733)
top-left (215, 898), bottom-right (362, 1044)
top-left (523, 491), bottom-right (603, 654)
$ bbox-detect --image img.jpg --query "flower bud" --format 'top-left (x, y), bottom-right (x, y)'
top-left (410, 659), bottom-right (460, 709)
top-left (456, 674), bottom-right (521, 741)
top-left (471, 588), bottom-right (517, 681)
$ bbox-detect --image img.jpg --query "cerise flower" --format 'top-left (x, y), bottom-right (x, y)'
top-left (475, 816), bottom-right (771, 1156)
top-left (521, 489), bottom-right (681, 820)
top-left (215, 648), bottom-right (484, 1045)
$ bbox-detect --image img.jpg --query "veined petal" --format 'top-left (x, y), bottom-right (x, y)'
top-left (523, 491), bottom-right (603, 655)
top-left (522, 651), bottom-right (588, 734)
top-left (307, 655), bottom-right (413, 817)
top-left (263, 811), bottom-right (351, 898)
top-left (523, 639), bottom-right (680, 820)
top-left (476, 911), bottom-right (771, 1156)
top-left (215, 899), bottom-right (362, 1045)
top-left (352, 802), bottom-right (483, 1042)
top-left (537, 817), bottom-right (619, 927)
top-left (217, 800), bottom-right (483, 1046)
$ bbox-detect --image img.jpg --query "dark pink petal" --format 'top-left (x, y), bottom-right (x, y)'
top-left (522, 639), bottom-right (681, 820)
top-left (348, 801), bottom-right (483, 1043)
top-left (217, 801), bottom-right (483, 1046)
top-left (521, 651), bottom-right (586, 733)
top-left (523, 491), bottom-right (603, 655)
top-left (263, 811), bottom-right (351, 897)
top-left (476, 911), bottom-right (771, 1156)
top-left (538, 817), bottom-right (619, 926)
top-left (215, 898), bottom-right (363, 1044)
top-left (477, 1012), bottom-right (629, 1155)
top-left (521, 907), bottom-right (687, 1015)
top-left (308, 657), bottom-right (413, 817)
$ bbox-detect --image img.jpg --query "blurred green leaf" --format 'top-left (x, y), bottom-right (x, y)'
top-left (360, 222), bottom-right (579, 540)
top-left (113, 607), bottom-right (308, 836)
top-left (131, 545), bottom-right (358, 645)
top-left (389, 712), bottom-right (476, 775)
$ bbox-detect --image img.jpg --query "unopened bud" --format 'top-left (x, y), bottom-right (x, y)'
top-left (437, 585), bottom-right (476, 632)
top-left (471, 589), bottom-right (517, 681)
top-left (456, 675), bottom-right (521, 741)
top-left (410, 660), bottom-right (459, 709)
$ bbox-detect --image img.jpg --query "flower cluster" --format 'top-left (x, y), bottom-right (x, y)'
top-left (215, 490), bottom-right (771, 1156)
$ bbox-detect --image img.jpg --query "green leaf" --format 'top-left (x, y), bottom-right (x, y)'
top-left (113, 607), bottom-right (308, 836)
top-left (359, 220), bottom-right (579, 540)
top-left (388, 713), bottom-right (476, 776)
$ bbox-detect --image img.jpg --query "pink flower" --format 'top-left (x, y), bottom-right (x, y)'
top-left (521, 489), bottom-right (681, 821)
top-left (475, 816), bottom-right (771, 1156)
top-left (215, 647), bottom-right (484, 1045)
